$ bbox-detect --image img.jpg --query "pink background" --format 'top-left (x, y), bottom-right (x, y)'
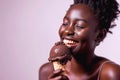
top-left (0, 0), bottom-right (120, 80)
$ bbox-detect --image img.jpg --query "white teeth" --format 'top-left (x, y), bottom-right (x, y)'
top-left (63, 39), bottom-right (75, 44)
top-left (63, 39), bottom-right (78, 47)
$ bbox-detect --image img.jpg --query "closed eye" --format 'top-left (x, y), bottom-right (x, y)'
top-left (62, 22), bottom-right (69, 26)
top-left (75, 25), bottom-right (85, 29)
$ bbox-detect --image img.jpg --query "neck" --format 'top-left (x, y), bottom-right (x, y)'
top-left (69, 53), bottom-right (96, 74)
top-left (76, 53), bottom-right (95, 65)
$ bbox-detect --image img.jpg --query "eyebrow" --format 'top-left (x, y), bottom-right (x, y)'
top-left (64, 16), bottom-right (88, 23)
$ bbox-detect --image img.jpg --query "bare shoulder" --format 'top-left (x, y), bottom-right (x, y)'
top-left (100, 61), bottom-right (120, 80)
top-left (39, 62), bottom-right (54, 80)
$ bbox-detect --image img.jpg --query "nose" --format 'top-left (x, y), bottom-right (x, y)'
top-left (64, 26), bottom-right (75, 36)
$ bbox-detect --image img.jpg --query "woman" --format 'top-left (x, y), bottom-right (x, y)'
top-left (39, 0), bottom-right (120, 80)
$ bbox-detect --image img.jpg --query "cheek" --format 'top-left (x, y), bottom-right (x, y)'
top-left (58, 26), bottom-right (65, 38)
top-left (75, 29), bottom-right (90, 41)
top-left (77, 30), bottom-right (96, 50)
top-left (75, 29), bottom-right (94, 49)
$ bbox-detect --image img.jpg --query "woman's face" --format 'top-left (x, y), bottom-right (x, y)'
top-left (59, 4), bottom-right (99, 55)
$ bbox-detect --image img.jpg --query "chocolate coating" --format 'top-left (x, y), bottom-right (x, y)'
top-left (48, 42), bottom-right (71, 65)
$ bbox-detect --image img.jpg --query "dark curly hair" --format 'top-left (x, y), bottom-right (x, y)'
top-left (73, 0), bottom-right (120, 33)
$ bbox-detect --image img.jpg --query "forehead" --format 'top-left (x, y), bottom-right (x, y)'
top-left (65, 4), bottom-right (96, 21)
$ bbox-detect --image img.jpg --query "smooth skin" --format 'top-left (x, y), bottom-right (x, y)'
top-left (39, 4), bottom-right (120, 80)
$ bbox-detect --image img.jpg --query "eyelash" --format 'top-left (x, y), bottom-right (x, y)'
top-left (75, 24), bottom-right (85, 29)
top-left (62, 22), bottom-right (68, 26)
top-left (62, 22), bottom-right (85, 29)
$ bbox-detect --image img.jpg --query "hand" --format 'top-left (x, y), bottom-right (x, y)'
top-left (48, 69), bottom-right (69, 80)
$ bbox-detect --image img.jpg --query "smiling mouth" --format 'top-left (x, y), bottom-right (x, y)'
top-left (63, 39), bottom-right (79, 47)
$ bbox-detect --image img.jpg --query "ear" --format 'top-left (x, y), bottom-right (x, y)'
top-left (95, 29), bottom-right (107, 45)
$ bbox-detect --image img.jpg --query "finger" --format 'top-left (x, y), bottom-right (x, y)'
top-left (48, 69), bottom-right (63, 78)
top-left (51, 76), bottom-right (63, 80)
top-left (48, 75), bottom-right (63, 80)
